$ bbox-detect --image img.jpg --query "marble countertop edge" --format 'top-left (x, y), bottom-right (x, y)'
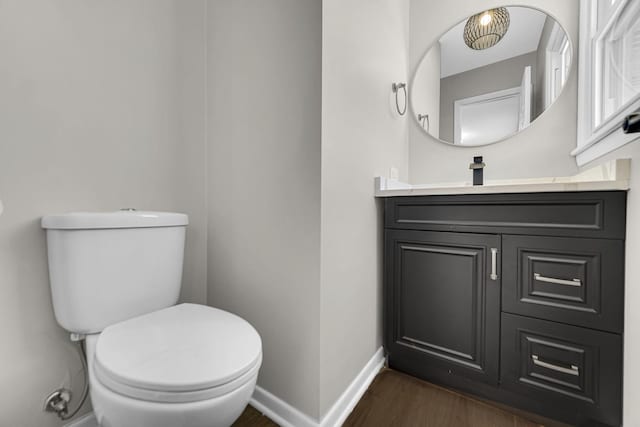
top-left (375, 159), bottom-right (631, 197)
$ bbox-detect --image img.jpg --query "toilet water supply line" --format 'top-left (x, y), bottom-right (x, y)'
top-left (43, 339), bottom-right (90, 420)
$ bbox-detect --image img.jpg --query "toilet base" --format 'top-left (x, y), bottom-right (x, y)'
top-left (90, 373), bottom-right (257, 427)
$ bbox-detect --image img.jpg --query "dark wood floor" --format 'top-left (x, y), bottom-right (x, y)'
top-left (232, 405), bottom-right (277, 427)
top-left (233, 369), bottom-right (570, 427)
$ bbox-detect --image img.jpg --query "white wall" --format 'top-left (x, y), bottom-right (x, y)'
top-left (409, 0), bottom-right (579, 184)
top-left (320, 0), bottom-right (410, 416)
top-left (579, 144), bottom-right (640, 426)
top-left (206, 0), bottom-right (323, 419)
top-left (0, 1), bottom-right (207, 425)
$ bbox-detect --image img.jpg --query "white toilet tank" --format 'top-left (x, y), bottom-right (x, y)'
top-left (42, 210), bottom-right (189, 334)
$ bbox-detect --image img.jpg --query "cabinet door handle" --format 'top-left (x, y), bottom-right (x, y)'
top-left (534, 273), bottom-right (582, 287)
top-left (532, 354), bottom-right (579, 376)
top-left (490, 248), bottom-right (498, 280)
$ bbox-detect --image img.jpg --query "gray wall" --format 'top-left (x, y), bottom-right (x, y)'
top-left (409, 0), bottom-right (580, 184)
top-left (320, 0), bottom-right (410, 416)
top-left (0, 1), bottom-right (207, 426)
top-left (206, 0), bottom-right (323, 419)
top-left (412, 43), bottom-right (441, 138)
top-left (439, 51), bottom-right (537, 142)
top-left (534, 16), bottom-right (556, 118)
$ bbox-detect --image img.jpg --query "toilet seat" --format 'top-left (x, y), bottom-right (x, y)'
top-left (93, 303), bottom-right (262, 404)
top-left (94, 353), bottom-right (261, 403)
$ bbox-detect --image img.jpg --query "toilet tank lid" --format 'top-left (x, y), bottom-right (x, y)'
top-left (41, 210), bottom-right (189, 230)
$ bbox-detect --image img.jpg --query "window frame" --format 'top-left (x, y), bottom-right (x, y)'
top-left (574, 0), bottom-right (640, 166)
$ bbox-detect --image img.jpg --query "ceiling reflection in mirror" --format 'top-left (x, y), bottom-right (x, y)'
top-left (411, 6), bottom-right (571, 146)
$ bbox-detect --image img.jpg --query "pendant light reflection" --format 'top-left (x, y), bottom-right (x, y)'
top-left (463, 7), bottom-right (510, 50)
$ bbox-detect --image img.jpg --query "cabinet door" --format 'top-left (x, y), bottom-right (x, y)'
top-left (385, 230), bottom-right (501, 385)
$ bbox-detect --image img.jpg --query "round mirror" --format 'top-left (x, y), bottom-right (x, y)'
top-left (411, 6), bottom-right (571, 146)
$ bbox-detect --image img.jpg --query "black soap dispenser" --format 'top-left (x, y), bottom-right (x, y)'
top-left (469, 156), bottom-right (485, 186)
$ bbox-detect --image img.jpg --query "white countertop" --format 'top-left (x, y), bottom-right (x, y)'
top-left (375, 159), bottom-right (630, 197)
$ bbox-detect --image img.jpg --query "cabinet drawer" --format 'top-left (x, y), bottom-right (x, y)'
top-left (502, 235), bottom-right (624, 333)
top-left (384, 192), bottom-right (626, 239)
top-left (501, 313), bottom-right (622, 426)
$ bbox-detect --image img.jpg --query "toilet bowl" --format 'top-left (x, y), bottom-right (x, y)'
top-left (87, 304), bottom-right (262, 427)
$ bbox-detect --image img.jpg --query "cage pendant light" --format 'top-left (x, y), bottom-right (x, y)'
top-left (463, 7), bottom-right (510, 50)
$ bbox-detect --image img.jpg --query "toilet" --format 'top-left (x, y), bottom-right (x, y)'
top-left (42, 210), bottom-right (262, 427)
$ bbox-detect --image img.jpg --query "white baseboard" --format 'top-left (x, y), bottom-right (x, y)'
top-left (251, 346), bottom-right (385, 427)
top-left (250, 387), bottom-right (319, 427)
top-left (64, 347), bottom-right (385, 427)
top-left (64, 412), bottom-right (98, 427)
top-left (319, 347), bottom-right (385, 427)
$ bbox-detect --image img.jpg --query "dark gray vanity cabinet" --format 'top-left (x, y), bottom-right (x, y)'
top-left (384, 192), bottom-right (626, 427)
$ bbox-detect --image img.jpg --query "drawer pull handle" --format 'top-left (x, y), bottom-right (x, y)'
top-left (534, 273), bottom-right (582, 287)
top-left (490, 248), bottom-right (498, 280)
top-left (532, 355), bottom-right (579, 376)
